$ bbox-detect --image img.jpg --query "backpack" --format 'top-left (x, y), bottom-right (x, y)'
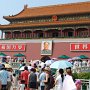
top-left (50, 75), bottom-right (55, 89)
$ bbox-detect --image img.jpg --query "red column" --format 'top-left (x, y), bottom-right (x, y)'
top-left (88, 28), bottom-right (90, 37)
top-left (33, 32), bottom-right (35, 38)
top-left (23, 32), bottom-right (25, 38)
top-left (58, 29), bottom-right (61, 37)
top-left (75, 28), bottom-right (78, 37)
top-left (11, 32), bottom-right (13, 39)
top-left (60, 30), bottom-right (63, 37)
top-left (1, 31), bottom-right (3, 39)
top-left (47, 32), bottom-right (49, 38)
top-left (43, 31), bottom-right (47, 38)
top-left (31, 31), bottom-right (33, 38)
top-left (10, 32), bottom-right (12, 39)
top-left (73, 29), bottom-right (76, 37)
top-left (29, 32), bottom-right (30, 38)
top-left (11, 32), bottom-right (14, 39)
top-left (13, 32), bottom-right (14, 38)
top-left (20, 32), bottom-right (22, 38)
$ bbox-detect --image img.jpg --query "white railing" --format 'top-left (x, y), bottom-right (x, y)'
top-left (76, 79), bottom-right (90, 90)
top-left (11, 62), bottom-right (20, 69)
top-left (10, 62), bottom-right (30, 70)
top-left (72, 67), bottom-right (90, 73)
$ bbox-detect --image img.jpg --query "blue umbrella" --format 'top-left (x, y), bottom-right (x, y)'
top-left (50, 60), bottom-right (73, 69)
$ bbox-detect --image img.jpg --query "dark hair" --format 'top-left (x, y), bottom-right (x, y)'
top-left (21, 80), bottom-right (25, 84)
top-left (13, 73), bottom-right (16, 77)
top-left (22, 63), bottom-right (26, 66)
top-left (41, 68), bottom-right (45, 71)
top-left (1, 64), bottom-right (5, 70)
top-left (31, 68), bottom-right (36, 72)
top-left (59, 69), bottom-right (64, 82)
top-left (24, 66), bottom-right (28, 70)
top-left (34, 63), bottom-right (37, 68)
top-left (2, 64), bottom-right (5, 68)
top-left (66, 67), bottom-right (72, 76)
top-left (66, 67), bottom-right (71, 70)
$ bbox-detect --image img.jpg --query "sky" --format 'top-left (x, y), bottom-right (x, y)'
top-left (0, 0), bottom-right (89, 37)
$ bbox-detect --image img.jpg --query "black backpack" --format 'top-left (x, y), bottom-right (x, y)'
top-left (50, 75), bottom-right (55, 89)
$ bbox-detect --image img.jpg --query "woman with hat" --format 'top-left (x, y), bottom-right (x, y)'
top-left (43, 67), bottom-right (51, 90)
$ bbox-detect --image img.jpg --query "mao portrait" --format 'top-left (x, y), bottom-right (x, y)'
top-left (41, 41), bottom-right (52, 55)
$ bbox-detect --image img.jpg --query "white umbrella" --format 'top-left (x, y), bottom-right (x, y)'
top-left (19, 66), bottom-right (25, 70)
top-left (40, 62), bottom-right (45, 68)
top-left (28, 66), bottom-right (33, 70)
top-left (32, 60), bottom-right (41, 66)
top-left (50, 60), bottom-right (73, 69)
top-left (6, 56), bottom-right (11, 58)
top-left (67, 58), bottom-right (73, 62)
top-left (19, 66), bottom-right (33, 71)
top-left (45, 60), bottom-right (55, 65)
top-left (72, 57), bottom-right (81, 60)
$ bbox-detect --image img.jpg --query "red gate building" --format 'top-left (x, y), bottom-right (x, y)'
top-left (0, 1), bottom-right (90, 61)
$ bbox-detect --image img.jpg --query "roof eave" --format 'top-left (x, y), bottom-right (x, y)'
top-left (0, 19), bottom-right (90, 30)
top-left (3, 11), bottom-right (90, 20)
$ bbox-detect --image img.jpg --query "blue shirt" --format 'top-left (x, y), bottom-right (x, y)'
top-left (39, 72), bottom-right (46, 86)
top-left (0, 70), bottom-right (9, 85)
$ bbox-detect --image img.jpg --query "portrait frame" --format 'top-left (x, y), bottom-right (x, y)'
top-left (41, 40), bottom-right (52, 55)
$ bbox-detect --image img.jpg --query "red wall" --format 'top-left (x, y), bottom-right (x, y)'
top-left (1, 42), bottom-right (90, 61)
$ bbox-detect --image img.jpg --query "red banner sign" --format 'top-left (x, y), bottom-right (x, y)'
top-left (70, 43), bottom-right (90, 51)
top-left (0, 44), bottom-right (26, 51)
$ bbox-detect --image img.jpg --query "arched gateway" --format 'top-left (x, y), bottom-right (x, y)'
top-left (41, 56), bottom-right (51, 62)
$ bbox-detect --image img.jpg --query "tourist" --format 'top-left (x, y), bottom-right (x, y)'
top-left (0, 80), bottom-right (1, 90)
top-left (19, 80), bottom-right (25, 90)
top-left (28, 68), bottom-right (38, 90)
top-left (0, 64), bottom-right (9, 90)
top-left (43, 67), bottom-right (51, 90)
top-left (55, 69), bottom-right (64, 90)
top-left (62, 67), bottom-right (76, 90)
top-left (87, 60), bottom-right (90, 67)
top-left (7, 68), bottom-right (13, 90)
top-left (75, 79), bottom-right (82, 90)
top-left (12, 73), bottom-right (18, 90)
top-left (20, 66), bottom-right (30, 89)
top-left (39, 68), bottom-right (46, 90)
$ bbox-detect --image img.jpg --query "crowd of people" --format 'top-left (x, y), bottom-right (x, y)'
top-left (18, 63), bottom-right (82, 90)
top-left (72, 59), bottom-right (90, 68)
top-left (0, 57), bottom-right (86, 90)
